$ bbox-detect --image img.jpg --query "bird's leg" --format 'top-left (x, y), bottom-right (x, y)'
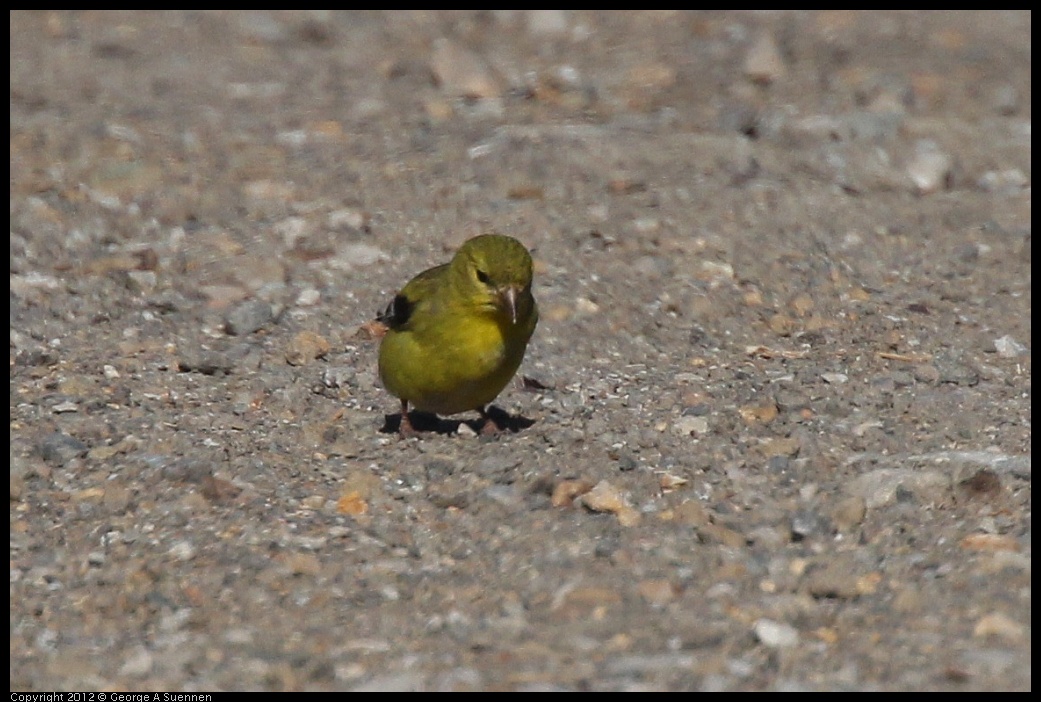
top-left (399, 399), bottom-right (418, 437)
top-left (477, 405), bottom-right (503, 435)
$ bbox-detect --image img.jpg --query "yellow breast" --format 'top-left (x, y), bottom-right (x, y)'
top-left (379, 310), bottom-right (531, 416)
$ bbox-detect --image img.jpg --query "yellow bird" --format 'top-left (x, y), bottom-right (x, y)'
top-left (377, 234), bottom-right (538, 435)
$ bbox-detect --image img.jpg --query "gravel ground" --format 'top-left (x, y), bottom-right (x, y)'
top-left (10, 11), bottom-right (1030, 691)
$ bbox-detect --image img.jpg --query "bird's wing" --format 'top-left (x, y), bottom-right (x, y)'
top-left (376, 263), bottom-right (449, 331)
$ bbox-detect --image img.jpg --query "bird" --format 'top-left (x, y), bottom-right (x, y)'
top-left (377, 233), bottom-right (538, 435)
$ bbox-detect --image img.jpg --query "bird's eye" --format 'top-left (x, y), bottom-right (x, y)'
top-left (476, 269), bottom-right (491, 284)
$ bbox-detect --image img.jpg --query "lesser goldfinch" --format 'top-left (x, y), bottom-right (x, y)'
top-left (377, 234), bottom-right (538, 435)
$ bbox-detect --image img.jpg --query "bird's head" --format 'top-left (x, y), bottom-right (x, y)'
top-left (452, 234), bottom-right (535, 325)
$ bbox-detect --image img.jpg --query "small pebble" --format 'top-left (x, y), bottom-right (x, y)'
top-left (805, 563), bottom-right (861, 600)
top-left (830, 496), bottom-right (867, 532)
top-left (580, 480), bottom-right (642, 527)
top-left (323, 367), bottom-right (355, 389)
top-left (225, 300), bottom-right (274, 336)
top-left (675, 415), bottom-right (709, 436)
top-left (744, 32), bottom-right (788, 84)
top-left (973, 612), bottom-right (1026, 641)
top-left (993, 335), bottom-right (1028, 358)
top-left (431, 38), bottom-right (501, 99)
top-left (906, 140), bottom-right (952, 194)
top-left (38, 433), bottom-right (88, 466)
top-left (118, 645), bottom-right (155, 677)
top-left (168, 541), bottom-right (197, 562)
top-left (638, 579), bottom-right (679, 606)
top-left (754, 618), bottom-right (799, 648)
top-left (285, 330), bottom-right (331, 366)
top-left (790, 509), bottom-right (828, 541)
top-left (295, 287), bottom-right (321, 306)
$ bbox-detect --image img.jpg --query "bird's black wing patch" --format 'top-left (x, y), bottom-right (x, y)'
top-left (377, 293), bottom-right (414, 329)
top-left (376, 262), bottom-right (448, 331)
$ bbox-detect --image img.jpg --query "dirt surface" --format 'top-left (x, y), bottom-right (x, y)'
top-left (9, 11), bottom-right (1031, 691)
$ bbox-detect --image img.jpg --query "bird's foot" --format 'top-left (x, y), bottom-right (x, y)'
top-left (398, 413), bottom-right (420, 438)
top-left (397, 401), bottom-right (421, 438)
top-left (477, 405), bottom-right (510, 436)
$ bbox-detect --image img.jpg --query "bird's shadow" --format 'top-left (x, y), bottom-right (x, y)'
top-left (380, 405), bottom-right (535, 436)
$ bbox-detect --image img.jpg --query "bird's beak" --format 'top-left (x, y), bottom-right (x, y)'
top-left (500, 286), bottom-right (519, 325)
